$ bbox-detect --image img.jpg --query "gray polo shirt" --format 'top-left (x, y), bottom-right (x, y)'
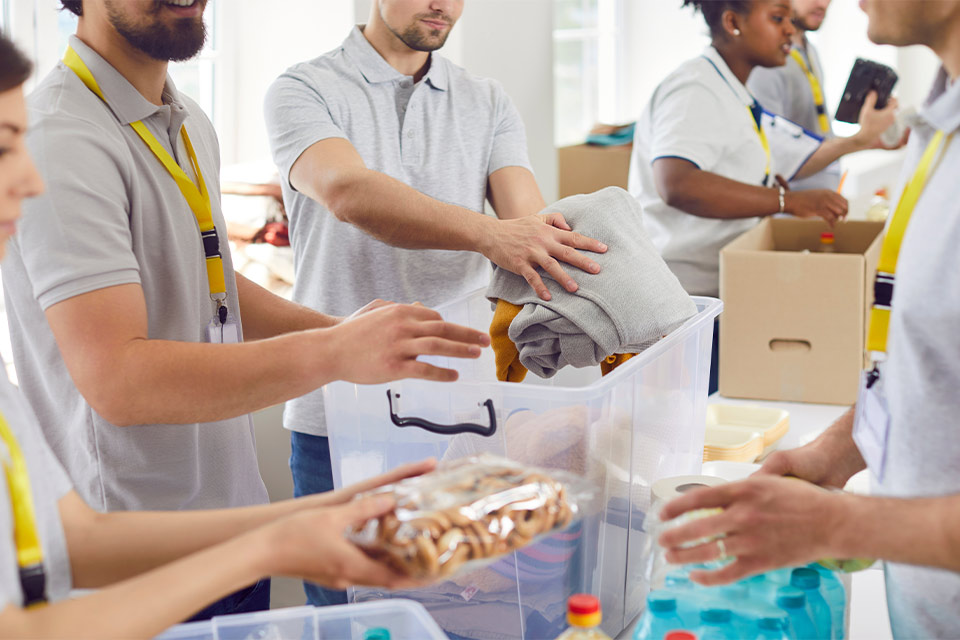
top-left (875, 68), bottom-right (960, 638)
top-left (3, 36), bottom-right (268, 512)
top-left (0, 374), bottom-right (72, 609)
top-left (264, 26), bottom-right (532, 436)
top-left (748, 37), bottom-right (841, 191)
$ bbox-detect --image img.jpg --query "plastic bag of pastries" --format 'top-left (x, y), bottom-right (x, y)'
top-left (347, 454), bottom-right (595, 580)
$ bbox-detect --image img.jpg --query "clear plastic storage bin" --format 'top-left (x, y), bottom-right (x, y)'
top-left (324, 289), bottom-right (722, 639)
top-left (154, 600), bottom-right (446, 640)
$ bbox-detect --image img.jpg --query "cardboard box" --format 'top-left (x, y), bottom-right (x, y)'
top-left (719, 218), bottom-right (884, 404)
top-left (557, 144), bottom-right (632, 199)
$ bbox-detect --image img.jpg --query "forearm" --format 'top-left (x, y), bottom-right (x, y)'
top-left (323, 167), bottom-right (495, 251)
top-left (67, 495), bottom-right (320, 587)
top-left (235, 273), bottom-right (338, 340)
top-left (658, 168), bottom-right (781, 220)
top-left (833, 492), bottom-right (960, 572)
top-left (813, 407), bottom-right (866, 480)
top-left (95, 330), bottom-right (337, 425)
top-left (794, 136), bottom-right (868, 179)
top-left (0, 533), bottom-right (269, 640)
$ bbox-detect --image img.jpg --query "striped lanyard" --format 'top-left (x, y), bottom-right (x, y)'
top-left (63, 47), bottom-right (228, 320)
top-left (789, 48), bottom-right (830, 134)
top-left (0, 413), bottom-right (47, 608)
top-left (703, 55), bottom-right (772, 187)
top-left (866, 130), bottom-right (953, 366)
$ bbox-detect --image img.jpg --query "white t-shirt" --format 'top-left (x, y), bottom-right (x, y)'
top-left (873, 67), bottom-right (960, 638)
top-left (0, 374), bottom-right (72, 610)
top-left (629, 47), bottom-right (775, 297)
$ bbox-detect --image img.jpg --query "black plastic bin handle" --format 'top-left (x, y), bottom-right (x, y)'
top-left (386, 389), bottom-right (497, 437)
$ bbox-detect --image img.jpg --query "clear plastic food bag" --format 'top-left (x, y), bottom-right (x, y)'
top-left (348, 454), bottom-right (595, 580)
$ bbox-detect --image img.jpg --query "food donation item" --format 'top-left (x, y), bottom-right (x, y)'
top-left (349, 455), bottom-right (590, 580)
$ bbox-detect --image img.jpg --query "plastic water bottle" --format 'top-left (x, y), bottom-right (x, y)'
top-left (363, 629), bottom-right (391, 640)
top-left (633, 593), bottom-right (686, 640)
top-left (556, 594), bottom-right (612, 640)
top-left (811, 564), bottom-right (846, 639)
top-left (696, 608), bottom-right (738, 640)
top-left (751, 615), bottom-right (790, 640)
top-left (742, 574), bottom-right (777, 604)
top-left (776, 587), bottom-right (818, 640)
top-left (665, 570), bottom-right (694, 591)
top-left (791, 568), bottom-right (832, 639)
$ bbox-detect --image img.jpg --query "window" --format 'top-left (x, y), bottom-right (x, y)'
top-left (168, 0), bottom-right (223, 130)
top-left (553, 0), bottom-right (626, 146)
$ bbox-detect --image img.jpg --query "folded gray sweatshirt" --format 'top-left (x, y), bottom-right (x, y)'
top-left (485, 187), bottom-right (697, 378)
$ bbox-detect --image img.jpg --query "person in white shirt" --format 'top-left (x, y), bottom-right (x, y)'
top-left (629, 0), bottom-right (896, 392)
top-left (658, 2), bottom-right (960, 636)
top-left (748, 0), bottom-right (908, 190)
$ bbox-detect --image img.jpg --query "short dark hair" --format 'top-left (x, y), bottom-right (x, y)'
top-left (0, 31), bottom-right (32, 93)
top-left (61, 0), bottom-right (82, 17)
top-left (682, 0), bottom-right (752, 38)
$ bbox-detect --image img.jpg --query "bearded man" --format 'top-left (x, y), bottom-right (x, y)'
top-left (3, 0), bottom-right (493, 619)
top-left (263, 0), bottom-right (606, 606)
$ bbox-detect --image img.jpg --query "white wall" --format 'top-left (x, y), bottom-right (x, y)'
top-left (222, 0), bottom-right (354, 165)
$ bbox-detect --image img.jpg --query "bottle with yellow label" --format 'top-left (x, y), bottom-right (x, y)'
top-left (556, 594), bottom-right (613, 640)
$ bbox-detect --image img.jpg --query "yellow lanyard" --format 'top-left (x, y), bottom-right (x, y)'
top-left (63, 47), bottom-right (228, 314)
top-left (0, 413), bottom-right (47, 608)
top-left (789, 49), bottom-right (830, 134)
top-left (866, 130), bottom-right (953, 357)
top-left (747, 104), bottom-right (772, 187)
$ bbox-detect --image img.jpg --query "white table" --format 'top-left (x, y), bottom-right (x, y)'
top-left (614, 395), bottom-right (892, 640)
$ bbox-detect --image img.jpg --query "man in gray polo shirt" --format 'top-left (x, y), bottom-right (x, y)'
top-left (263, 0), bottom-right (606, 607)
top-left (4, 0), bottom-right (488, 619)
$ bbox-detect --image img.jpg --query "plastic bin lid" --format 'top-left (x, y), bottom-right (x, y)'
top-left (791, 567), bottom-right (822, 589)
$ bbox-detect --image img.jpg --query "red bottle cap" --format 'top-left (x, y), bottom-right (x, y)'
top-left (821, 232), bottom-right (835, 240)
top-left (567, 594), bottom-right (600, 615)
top-left (665, 632), bottom-right (698, 640)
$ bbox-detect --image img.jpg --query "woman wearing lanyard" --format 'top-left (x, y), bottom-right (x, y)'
top-left (629, 0), bottom-right (896, 393)
top-left (0, 34), bottom-right (433, 637)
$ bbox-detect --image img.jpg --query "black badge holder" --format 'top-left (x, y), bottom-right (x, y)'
top-left (835, 58), bottom-right (898, 124)
top-left (386, 389), bottom-right (497, 437)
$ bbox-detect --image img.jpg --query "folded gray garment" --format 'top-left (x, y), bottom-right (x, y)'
top-left (486, 186), bottom-right (697, 378)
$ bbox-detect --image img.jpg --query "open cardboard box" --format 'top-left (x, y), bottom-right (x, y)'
top-left (557, 143), bottom-right (632, 198)
top-left (719, 218), bottom-right (884, 404)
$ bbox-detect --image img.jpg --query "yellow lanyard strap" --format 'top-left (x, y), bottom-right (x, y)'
top-left (866, 130), bottom-right (953, 356)
top-left (62, 47), bottom-right (227, 305)
top-left (789, 49), bottom-right (830, 134)
top-left (0, 413), bottom-right (47, 607)
top-left (747, 103), bottom-right (772, 187)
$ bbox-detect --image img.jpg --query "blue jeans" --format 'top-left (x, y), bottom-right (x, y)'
top-left (186, 578), bottom-right (270, 622)
top-left (290, 431), bottom-right (348, 607)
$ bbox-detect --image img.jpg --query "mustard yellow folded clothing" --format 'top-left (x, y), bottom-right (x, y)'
top-left (491, 299), bottom-right (527, 382)
top-left (600, 353), bottom-right (636, 376)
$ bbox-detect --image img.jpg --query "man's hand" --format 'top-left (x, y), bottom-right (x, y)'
top-left (784, 189), bottom-right (849, 226)
top-left (854, 91), bottom-right (899, 150)
top-left (479, 214), bottom-right (608, 301)
top-left (261, 495), bottom-right (423, 590)
top-left (325, 303), bottom-right (489, 384)
top-left (658, 476), bottom-right (849, 586)
top-left (308, 458), bottom-right (438, 508)
top-left (757, 440), bottom-right (864, 489)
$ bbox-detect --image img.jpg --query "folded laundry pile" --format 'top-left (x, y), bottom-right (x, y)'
top-left (487, 187), bottom-right (696, 380)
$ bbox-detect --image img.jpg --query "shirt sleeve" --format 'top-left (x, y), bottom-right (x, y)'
top-left (487, 80), bottom-right (533, 176)
top-left (263, 68), bottom-right (349, 191)
top-left (649, 80), bottom-right (730, 171)
top-left (18, 114), bottom-right (141, 311)
top-left (747, 66), bottom-right (789, 119)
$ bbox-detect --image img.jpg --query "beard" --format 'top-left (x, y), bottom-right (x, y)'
top-left (793, 15), bottom-right (823, 32)
top-left (105, 0), bottom-right (208, 62)
top-left (387, 12), bottom-right (453, 52)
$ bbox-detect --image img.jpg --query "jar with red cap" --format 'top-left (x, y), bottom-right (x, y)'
top-left (819, 232), bottom-right (836, 253)
top-left (556, 594), bottom-right (612, 639)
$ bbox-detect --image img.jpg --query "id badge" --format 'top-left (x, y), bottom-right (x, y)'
top-left (852, 370), bottom-right (891, 482)
top-left (205, 313), bottom-right (240, 344)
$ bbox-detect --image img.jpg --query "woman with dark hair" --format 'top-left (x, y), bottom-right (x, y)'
top-left (628, 0), bottom-right (897, 392)
top-left (0, 33), bottom-right (433, 636)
